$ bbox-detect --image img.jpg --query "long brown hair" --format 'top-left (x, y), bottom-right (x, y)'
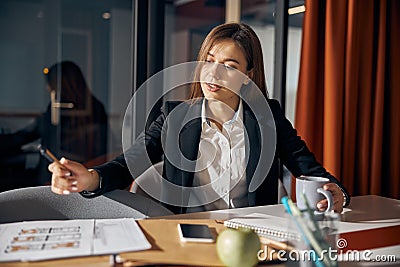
top-left (45, 61), bottom-right (98, 160)
top-left (46, 61), bottom-right (91, 111)
top-left (189, 23), bottom-right (268, 99)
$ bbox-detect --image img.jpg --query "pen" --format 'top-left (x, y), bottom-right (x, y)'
top-left (37, 144), bottom-right (66, 169)
top-left (259, 235), bottom-right (294, 251)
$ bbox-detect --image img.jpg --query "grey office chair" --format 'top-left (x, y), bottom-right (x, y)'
top-left (0, 186), bottom-right (173, 224)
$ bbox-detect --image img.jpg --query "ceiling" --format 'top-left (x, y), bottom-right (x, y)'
top-left (172, 0), bottom-right (305, 28)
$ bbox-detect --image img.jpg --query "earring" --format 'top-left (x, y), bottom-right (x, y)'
top-left (243, 77), bottom-right (250, 85)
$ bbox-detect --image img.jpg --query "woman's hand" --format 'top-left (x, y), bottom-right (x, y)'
top-left (48, 157), bottom-right (99, 195)
top-left (317, 183), bottom-right (344, 213)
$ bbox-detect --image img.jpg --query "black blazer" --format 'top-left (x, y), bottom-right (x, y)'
top-left (93, 99), bottom-right (350, 214)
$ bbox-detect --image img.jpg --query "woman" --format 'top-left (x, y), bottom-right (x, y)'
top-left (49, 23), bottom-right (350, 213)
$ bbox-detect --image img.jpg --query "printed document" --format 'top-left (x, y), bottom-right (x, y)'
top-left (0, 218), bottom-right (151, 262)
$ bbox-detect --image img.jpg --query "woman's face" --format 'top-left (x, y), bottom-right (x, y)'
top-left (200, 39), bottom-right (252, 110)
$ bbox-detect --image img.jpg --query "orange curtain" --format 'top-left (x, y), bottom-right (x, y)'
top-left (295, 0), bottom-right (400, 198)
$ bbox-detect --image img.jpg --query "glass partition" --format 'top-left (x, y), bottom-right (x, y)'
top-left (0, 0), bottom-right (133, 191)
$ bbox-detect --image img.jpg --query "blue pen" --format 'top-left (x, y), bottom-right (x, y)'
top-left (281, 196), bottom-right (292, 214)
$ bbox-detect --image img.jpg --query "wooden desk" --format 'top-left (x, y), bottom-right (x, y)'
top-left (122, 219), bottom-right (226, 266)
top-left (0, 195), bottom-right (398, 267)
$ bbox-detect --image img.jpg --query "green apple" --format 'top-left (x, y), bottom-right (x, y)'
top-left (216, 228), bottom-right (261, 267)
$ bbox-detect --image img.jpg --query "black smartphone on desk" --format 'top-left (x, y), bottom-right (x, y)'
top-left (178, 223), bottom-right (215, 243)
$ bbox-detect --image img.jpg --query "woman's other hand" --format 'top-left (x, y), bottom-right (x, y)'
top-left (48, 157), bottom-right (99, 195)
top-left (317, 183), bottom-right (345, 213)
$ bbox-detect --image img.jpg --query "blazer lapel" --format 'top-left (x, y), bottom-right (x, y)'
top-left (243, 104), bottom-right (261, 206)
top-left (177, 101), bottom-right (202, 187)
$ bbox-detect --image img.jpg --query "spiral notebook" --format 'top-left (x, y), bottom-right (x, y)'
top-left (224, 213), bottom-right (300, 242)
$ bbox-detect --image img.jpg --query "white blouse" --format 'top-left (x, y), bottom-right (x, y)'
top-left (187, 99), bottom-right (249, 212)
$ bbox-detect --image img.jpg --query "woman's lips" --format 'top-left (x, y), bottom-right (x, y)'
top-left (206, 82), bottom-right (221, 92)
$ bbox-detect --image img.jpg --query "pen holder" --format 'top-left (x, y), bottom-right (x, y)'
top-left (286, 212), bottom-right (340, 267)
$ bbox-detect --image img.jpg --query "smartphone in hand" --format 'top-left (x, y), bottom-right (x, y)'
top-left (178, 223), bottom-right (215, 243)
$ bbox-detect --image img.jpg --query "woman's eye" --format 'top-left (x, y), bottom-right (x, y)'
top-left (225, 65), bottom-right (236, 70)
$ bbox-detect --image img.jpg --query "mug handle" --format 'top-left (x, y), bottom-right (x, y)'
top-left (317, 188), bottom-right (333, 212)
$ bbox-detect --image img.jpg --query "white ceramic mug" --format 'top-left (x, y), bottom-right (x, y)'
top-left (296, 176), bottom-right (333, 214)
